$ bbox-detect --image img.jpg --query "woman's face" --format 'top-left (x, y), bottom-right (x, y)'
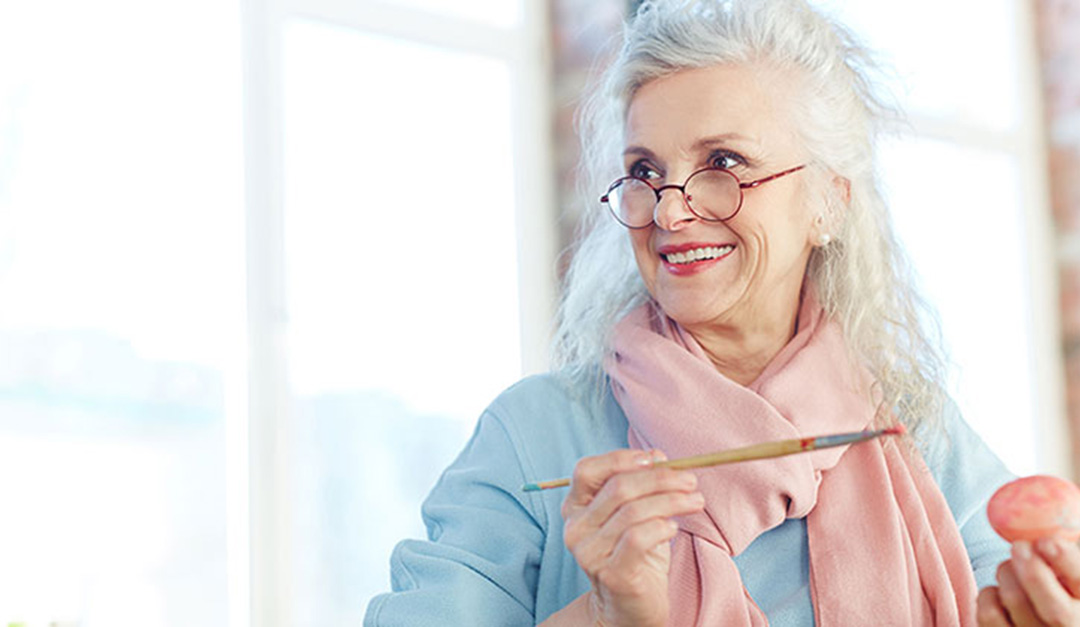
top-left (623, 63), bottom-right (821, 333)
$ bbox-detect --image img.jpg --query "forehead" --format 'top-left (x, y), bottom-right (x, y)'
top-left (624, 63), bottom-right (801, 157)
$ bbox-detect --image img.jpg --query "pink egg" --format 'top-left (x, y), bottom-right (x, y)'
top-left (987, 475), bottom-right (1080, 543)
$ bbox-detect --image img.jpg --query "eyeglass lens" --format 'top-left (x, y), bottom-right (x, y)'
top-left (608, 169), bottom-right (741, 228)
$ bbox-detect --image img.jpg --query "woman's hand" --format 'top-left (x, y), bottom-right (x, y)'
top-left (560, 449), bottom-right (705, 627)
top-left (977, 539), bottom-right (1080, 626)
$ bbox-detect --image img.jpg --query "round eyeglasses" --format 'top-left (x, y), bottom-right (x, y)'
top-left (600, 164), bottom-right (807, 229)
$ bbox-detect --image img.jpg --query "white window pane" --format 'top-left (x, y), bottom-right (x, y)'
top-left (812, 0), bottom-right (1020, 132)
top-left (0, 1), bottom-right (242, 626)
top-left (880, 137), bottom-right (1037, 474)
top-left (281, 20), bottom-right (523, 625)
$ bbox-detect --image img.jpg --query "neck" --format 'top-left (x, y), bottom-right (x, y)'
top-left (682, 289), bottom-right (803, 386)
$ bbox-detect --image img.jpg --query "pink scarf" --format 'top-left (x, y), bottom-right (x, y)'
top-left (603, 297), bottom-right (977, 626)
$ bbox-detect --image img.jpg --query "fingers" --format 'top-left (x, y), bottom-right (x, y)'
top-left (1035, 538), bottom-right (1080, 598)
top-left (607, 517), bottom-right (680, 574)
top-left (563, 449), bottom-right (660, 513)
top-left (1011, 540), bottom-right (1078, 626)
top-left (997, 560), bottom-right (1041, 625)
top-left (561, 448), bottom-right (705, 588)
top-left (975, 587), bottom-right (1013, 627)
top-left (573, 489), bottom-right (705, 569)
top-left (581, 466), bottom-right (698, 531)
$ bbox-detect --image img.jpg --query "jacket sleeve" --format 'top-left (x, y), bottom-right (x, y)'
top-left (921, 402), bottom-right (1015, 589)
top-left (364, 410), bottom-right (548, 627)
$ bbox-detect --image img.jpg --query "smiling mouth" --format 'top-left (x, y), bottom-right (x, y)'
top-left (661, 245), bottom-right (735, 265)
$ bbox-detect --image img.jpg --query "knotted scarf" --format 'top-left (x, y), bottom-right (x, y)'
top-left (603, 297), bottom-right (977, 626)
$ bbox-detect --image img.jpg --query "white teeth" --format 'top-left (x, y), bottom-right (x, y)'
top-left (663, 245), bottom-right (734, 264)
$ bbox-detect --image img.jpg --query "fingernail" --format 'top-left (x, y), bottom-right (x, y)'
top-left (651, 449), bottom-right (668, 463)
top-left (1037, 538), bottom-right (1060, 558)
top-left (1013, 540), bottom-right (1033, 561)
top-left (634, 452), bottom-right (653, 467)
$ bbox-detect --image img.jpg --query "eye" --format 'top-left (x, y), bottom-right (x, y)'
top-left (627, 159), bottom-right (661, 181)
top-left (708, 149), bottom-right (748, 171)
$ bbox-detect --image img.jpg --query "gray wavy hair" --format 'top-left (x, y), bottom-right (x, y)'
top-left (553, 0), bottom-right (948, 435)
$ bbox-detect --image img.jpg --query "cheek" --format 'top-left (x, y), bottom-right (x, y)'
top-left (629, 232), bottom-right (653, 264)
top-left (625, 232), bottom-right (656, 288)
top-left (740, 201), bottom-right (814, 256)
top-left (727, 219), bottom-right (767, 260)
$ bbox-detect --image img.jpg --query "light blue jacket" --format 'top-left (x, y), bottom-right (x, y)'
top-left (365, 373), bottom-right (1014, 626)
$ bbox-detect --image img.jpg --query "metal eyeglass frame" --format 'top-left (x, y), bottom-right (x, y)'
top-left (600, 163), bottom-right (807, 229)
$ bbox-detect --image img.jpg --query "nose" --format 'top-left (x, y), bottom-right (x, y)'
top-left (652, 187), bottom-right (697, 231)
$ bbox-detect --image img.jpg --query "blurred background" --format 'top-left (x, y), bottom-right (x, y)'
top-left (0, 0), bottom-right (1077, 625)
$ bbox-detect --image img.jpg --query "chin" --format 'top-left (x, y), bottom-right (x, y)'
top-left (654, 294), bottom-right (735, 328)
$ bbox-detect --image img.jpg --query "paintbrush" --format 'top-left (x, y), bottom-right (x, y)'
top-left (521, 425), bottom-right (906, 492)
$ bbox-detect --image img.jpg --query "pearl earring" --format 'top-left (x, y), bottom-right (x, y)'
top-left (816, 233), bottom-right (832, 246)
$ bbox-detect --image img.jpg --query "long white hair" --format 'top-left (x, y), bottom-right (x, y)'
top-left (553, 0), bottom-right (947, 435)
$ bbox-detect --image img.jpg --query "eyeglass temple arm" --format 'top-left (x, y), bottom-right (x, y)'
top-left (739, 164), bottom-right (807, 189)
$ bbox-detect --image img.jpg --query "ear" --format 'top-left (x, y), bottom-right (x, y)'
top-left (809, 174), bottom-right (850, 248)
top-left (832, 174), bottom-right (851, 207)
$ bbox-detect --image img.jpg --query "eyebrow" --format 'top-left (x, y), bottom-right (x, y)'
top-left (622, 133), bottom-right (759, 160)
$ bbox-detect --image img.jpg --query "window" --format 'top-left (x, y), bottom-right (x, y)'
top-left (281, 19), bottom-right (524, 623)
top-left (242, 1), bottom-right (554, 624)
top-left (0, 1), bottom-right (554, 625)
top-left (811, 0), bottom-right (1063, 475)
top-left (0, 1), bottom-right (243, 624)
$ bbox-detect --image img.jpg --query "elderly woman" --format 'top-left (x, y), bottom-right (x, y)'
top-left (365, 1), bottom-right (1080, 625)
